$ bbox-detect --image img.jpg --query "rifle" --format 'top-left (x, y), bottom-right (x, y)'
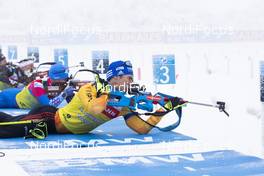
top-left (64, 69), bottom-right (108, 102)
top-left (107, 90), bottom-right (229, 131)
top-left (1, 60), bottom-right (34, 88)
top-left (34, 62), bottom-right (56, 79)
top-left (34, 61), bottom-right (85, 79)
top-left (67, 69), bottom-right (229, 132)
top-left (46, 67), bottom-right (103, 100)
top-left (16, 58), bottom-right (38, 86)
top-left (68, 69), bottom-right (98, 90)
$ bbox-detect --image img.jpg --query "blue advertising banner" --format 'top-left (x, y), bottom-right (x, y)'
top-left (17, 150), bottom-right (264, 176)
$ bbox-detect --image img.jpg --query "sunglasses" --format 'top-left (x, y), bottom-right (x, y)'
top-left (124, 60), bottom-right (132, 67)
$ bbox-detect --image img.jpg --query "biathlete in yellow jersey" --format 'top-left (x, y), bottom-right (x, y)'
top-left (0, 60), bottom-right (183, 138)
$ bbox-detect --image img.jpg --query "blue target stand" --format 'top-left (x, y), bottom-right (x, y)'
top-left (92, 50), bottom-right (109, 74)
top-left (27, 47), bottom-right (39, 63)
top-left (153, 55), bottom-right (176, 85)
top-left (8, 45), bottom-right (17, 60)
top-left (54, 48), bottom-right (68, 67)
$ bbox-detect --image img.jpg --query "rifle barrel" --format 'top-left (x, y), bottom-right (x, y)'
top-left (188, 101), bottom-right (218, 108)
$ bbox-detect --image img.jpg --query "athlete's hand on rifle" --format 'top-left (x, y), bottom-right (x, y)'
top-left (62, 86), bottom-right (76, 98)
top-left (169, 97), bottom-right (186, 108)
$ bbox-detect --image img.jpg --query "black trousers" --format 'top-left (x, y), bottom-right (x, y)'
top-left (0, 105), bottom-right (58, 138)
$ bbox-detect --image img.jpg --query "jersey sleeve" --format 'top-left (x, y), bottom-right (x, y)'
top-left (28, 81), bottom-right (50, 105)
top-left (28, 81), bottom-right (47, 97)
top-left (77, 83), bottom-right (108, 114)
top-left (37, 94), bottom-right (50, 105)
top-left (122, 107), bottom-right (164, 134)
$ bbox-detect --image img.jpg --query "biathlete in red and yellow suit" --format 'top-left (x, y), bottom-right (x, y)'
top-left (0, 63), bottom-right (74, 109)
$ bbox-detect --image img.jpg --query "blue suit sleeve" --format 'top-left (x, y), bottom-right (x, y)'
top-left (37, 93), bottom-right (66, 107)
top-left (37, 94), bottom-right (50, 106)
top-left (48, 93), bottom-right (65, 107)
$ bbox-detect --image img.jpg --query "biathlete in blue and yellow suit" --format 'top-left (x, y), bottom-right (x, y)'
top-left (55, 60), bottom-right (165, 134)
top-left (0, 60), bottom-right (182, 138)
top-left (0, 63), bottom-right (74, 109)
